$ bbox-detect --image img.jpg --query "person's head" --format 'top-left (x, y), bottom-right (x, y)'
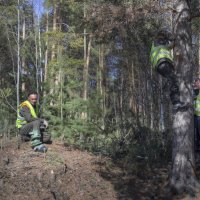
top-left (28, 91), bottom-right (38, 106)
top-left (193, 78), bottom-right (200, 90)
top-left (156, 28), bottom-right (172, 40)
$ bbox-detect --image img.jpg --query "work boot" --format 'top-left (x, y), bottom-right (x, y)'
top-left (173, 101), bottom-right (188, 111)
top-left (33, 144), bottom-right (48, 153)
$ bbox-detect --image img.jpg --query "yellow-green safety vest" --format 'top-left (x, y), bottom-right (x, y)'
top-left (16, 100), bottom-right (38, 128)
top-left (150, 42), bottom-right (173, 69)
top-left (194, 94), bottom-right (200, 116)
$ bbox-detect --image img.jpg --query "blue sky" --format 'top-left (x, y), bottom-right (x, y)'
top-left (32, 0), bottom-right (44, 17)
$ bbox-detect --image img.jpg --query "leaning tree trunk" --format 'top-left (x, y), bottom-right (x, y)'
top-left (170, 0), bottom-right (199, 194)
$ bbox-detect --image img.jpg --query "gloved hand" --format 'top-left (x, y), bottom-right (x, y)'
top-left (33, 144), bottom-right (48, 153)
top-left (43, 119), bottom-right (48, 128)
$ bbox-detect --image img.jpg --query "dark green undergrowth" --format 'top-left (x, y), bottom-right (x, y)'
top-left (113, 127), bottom-right (173, 171)
top-left (48, 119), bottom-right (172, 170)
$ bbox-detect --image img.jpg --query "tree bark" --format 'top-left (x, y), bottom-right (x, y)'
top-left (17, 0), bottom-right (20, 108)
top-left (44, 12), bottom-right (49, 83)
top-left (159, 77), bottom-right (165, 132)
top-left (50, 1), bottom-right (57, 105)
top-left (81, 34), bottom-right (92, 119)
top-left (199, 32), bottom-right (200, 74)
top-left (98, 44), bottom-right (105, 129)
top-left (51, 0), bottom-right (57, 61)
top-left (129, 61), bottom-right (137, 126)
top-left (34, 16), bottom-right (39, 96)
top-left (21, 10), bottom-right (26, 92)
top-left (169, 0), bottom-right (199, 194)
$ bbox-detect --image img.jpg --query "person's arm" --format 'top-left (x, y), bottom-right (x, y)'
top-left (166, 38), bottom-right (174, 49)
top-left (19, 106), bottom-right (39, 122)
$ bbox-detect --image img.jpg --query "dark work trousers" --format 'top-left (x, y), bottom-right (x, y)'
top-left (19, 119), bottom-right (41, 137)
top-left (19, 120), bottom-right (51, 143)
top-left (157, 61), bottom-right (180, 105)
top-left (194, 116), bottom-right (200, 149)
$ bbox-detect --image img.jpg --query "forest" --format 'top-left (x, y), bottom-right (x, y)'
top-left (1, 0), bottom-right (200, 199)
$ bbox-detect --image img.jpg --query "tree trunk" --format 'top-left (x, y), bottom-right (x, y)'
top-left (21, 11), bottom-right (26, 92)
top-left (129, 61), bottom-right (137, 126)
top-left (98, 44), bottom-right (104, 95)
top-left (55, 1), bottom-right (62, 88)
top-left (150, 68), bottom-right (154, 129)
top-left (98, 44), bottom-right (105, 129)
top-left (199, 32), bottom-right (200, 74)
top-left (17, 0), bottom-right (20, 108)
top-left (34, 17), bottom-right (39, 96)
top-left (51, 1), bottom-right (57, 61)
top-left (38, 14), bottom-right (42, 92)
top-left (50, 1), bottom-right (57, 105)
top-left (169, 0), bottom-right (199, 194)
top-left (159, 77), bottom-right (165, 132)
top-left (81, 34), bottom-right (92, 119)
top-left (44, 12), bottom-right (49, 83)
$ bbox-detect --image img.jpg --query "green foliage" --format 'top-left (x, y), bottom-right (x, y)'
top-left (0, 88), bottom-right (12, 98)
top-left (69, 37), bottom-right (84, 49)
top-left (0, 88), bottom-right (16, 135)
top-left (0, 0), bottom-right (189, 171)
top-left (40, 0), bottom-right (169, 161)
top-left (113, 126), bottom-right (172, 169)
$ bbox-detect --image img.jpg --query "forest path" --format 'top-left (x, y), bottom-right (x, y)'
top-left (0, 139), bottom-right (183, 200)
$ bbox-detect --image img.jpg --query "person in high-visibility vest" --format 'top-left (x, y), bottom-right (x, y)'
top-left (150, 28), bottom-right (187, 111)
top-left (193, 78), bottom-right (200, 150)
top-left (16, 91), bottom-right (50, 152)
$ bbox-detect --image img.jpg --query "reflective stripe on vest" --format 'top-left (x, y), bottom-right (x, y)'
top-left (150, 42), bottom-right (173, 69)
top-left (194, 94), bottom-right (200, 116)
top-left (16, 100), bottom-right (38, 128)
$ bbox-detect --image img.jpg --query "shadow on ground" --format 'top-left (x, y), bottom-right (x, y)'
top-left (0, 139), bottom-right (198, 200)
top-left (94, 157), bottom-right (193, 200)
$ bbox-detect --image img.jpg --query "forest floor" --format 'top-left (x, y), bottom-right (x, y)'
top-left (0, 138), bottom-right (196, 200)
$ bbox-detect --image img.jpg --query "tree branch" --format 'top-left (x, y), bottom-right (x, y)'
top-left (189, 12), bottom-right (200, 21)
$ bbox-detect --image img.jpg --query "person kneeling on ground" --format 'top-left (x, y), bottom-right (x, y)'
top-left (16, 91), bottom-right (51, 153)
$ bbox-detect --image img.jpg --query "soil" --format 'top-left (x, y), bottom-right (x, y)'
top-left (0, 139), bottom-right (190, 200)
